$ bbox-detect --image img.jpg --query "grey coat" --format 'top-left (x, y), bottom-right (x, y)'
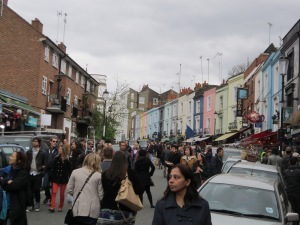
top-left (66, 167), bottom-right (103, 219)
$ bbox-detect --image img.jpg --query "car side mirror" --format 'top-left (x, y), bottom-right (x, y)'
top-left (285, 212), bottom-right (299, 222)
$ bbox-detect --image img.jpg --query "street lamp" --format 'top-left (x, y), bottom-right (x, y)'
top-left (278, 56), bottom-right (289, 154)
top-left (102, 89), bottom-right (109, 140)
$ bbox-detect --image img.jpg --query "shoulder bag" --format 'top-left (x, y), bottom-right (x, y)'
top-left (64, 171), bottom-right (95, 225)
top-left (115, 174), bottom-right (143, 212)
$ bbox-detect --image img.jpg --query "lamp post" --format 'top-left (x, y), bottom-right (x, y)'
top-left (278, 56), bottom-right (289, 154)
top-left (214, 111), bottom-right (218, 145)
top-left (102, 89), bottom-right (109, 141)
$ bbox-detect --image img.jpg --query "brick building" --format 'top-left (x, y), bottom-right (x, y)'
top-left (0, 1), bottom-right (99, 139)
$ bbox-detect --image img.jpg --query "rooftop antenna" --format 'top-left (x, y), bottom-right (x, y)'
top-left (214, 52), bottom-right (223, 84)
top-left (279, 36), bottom-right (282, 46)
top-left (200, 56), bottom-right (203, 83)
top-left (268, 22), bottom-right (272, 45)
top-left (207, 59), bottom-right (210, 84)
top-left (179, 64), bottom-right (181, 93)
top-left (63, 13), bottom-right (67, 43)
top-left (56, 11), bottom-right (62, 44)
top-left (86, 64), bottom-right (88, 72)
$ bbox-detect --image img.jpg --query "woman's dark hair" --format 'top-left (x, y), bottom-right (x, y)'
top-left (16, 151), bottom-right (29, 171)
top-left (195, 153), bottom-right (207, 167)
top-left (163, 164), bottom-right (200, 204)
top-left (105, 151), bottom-right (128, 185)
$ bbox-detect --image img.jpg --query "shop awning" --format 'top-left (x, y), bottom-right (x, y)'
top-left (215, 132), bottom-right (237, 141)
top-left (194, 136), bottom-right (210, 142)
top-left (0, 95), bottom-right (39, 115)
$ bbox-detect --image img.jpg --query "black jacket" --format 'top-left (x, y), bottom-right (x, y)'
top-left (211, 155), bottom-right (223, 176)
top-left (45, 147), bottom-right (58, 171)
top-left (134, 157), bottom-right (155, 187)
top-left (26, 148), bottom-right (47, 175)
top-left (50, 156), bottom-right (71, 184)
top-left (101, 168), bottom-right (143, 212)
top-left (283, 165), bottom-right (300, 193)
top-left (152, 193), bottom-right (212, 225)
top-left (2, 167), bottom-right (30, 225)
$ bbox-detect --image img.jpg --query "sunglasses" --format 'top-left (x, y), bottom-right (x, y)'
top-left (52, 140), bottom-right (58, 143)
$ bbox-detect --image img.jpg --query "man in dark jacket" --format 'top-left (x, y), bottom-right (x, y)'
top-left (42, 136), bottom-right (58, 205)
top-left (25, 137), bottom-right (47, 212)
top-left (211, 147), bottom-right (224, 176)
top-left (283, 157), bottom-right (300, 219)
top-left (165, 144), bottom-right (182, 179)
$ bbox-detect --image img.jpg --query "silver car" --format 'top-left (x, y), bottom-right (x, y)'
top-left (226, 161), bottom-right (285, 185)
top-left (198, 174), bottom-right (299, 225)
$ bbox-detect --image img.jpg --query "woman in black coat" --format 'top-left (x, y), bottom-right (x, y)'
top-left (134, 150), bottom-right (155, 208)
top-left (100, 151), bottom-right (143, 224)
top-left (1, 150), bottom-right (30, 225)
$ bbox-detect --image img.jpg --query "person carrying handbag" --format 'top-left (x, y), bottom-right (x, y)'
top-left (99, 151), bottom-right (144, 225)
top-left (66, 153), bottom-right (103, 225)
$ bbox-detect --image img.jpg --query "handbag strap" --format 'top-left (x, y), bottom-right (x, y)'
top-left (71, 171), bottom-right (95, 209)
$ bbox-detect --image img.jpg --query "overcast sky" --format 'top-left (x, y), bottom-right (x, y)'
top-left (8, 0), bottom-right (300, 94)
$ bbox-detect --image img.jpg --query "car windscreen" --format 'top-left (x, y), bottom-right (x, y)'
top-left (0, 137), bottom-right (31, 150)
top-left (228, 167), bottom-right (279, 180)
top-left (221, 161), bottom-right (237, 173)
top-left (200, 183), bottom-right (279, 220)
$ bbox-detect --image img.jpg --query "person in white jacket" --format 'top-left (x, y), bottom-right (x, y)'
top-left (66, 153), bottom-right (103, 225)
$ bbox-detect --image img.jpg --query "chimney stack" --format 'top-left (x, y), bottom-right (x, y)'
top-left (3, 0), bottom-right (8, 5)
top-left (58, 42), bottom-right (67, 53)
top-left (31, 18), bottom-right (43, 33)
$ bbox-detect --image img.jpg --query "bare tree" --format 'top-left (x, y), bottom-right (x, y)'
top-left (92, 76), bottom-right (130, 141)
top-left (228, 63), bottom-right (247, 77)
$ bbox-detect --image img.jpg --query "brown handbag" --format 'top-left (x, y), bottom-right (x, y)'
top-left (115, 174), bottom-right (143, 212)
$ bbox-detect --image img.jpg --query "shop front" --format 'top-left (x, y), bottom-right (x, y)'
top-left (0, 93), bottom-right (40, 134)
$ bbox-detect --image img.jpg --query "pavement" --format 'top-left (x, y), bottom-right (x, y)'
top-left (27, 164), bottom-right (167, 225)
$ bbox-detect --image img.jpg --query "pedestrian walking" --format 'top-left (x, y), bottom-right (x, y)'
top-left (101, 146), bottom-right (113, 172)
top-left (134, 150), bottom-right (155, 208)
top-left (152, 164), bottom-right (212, 225)
top-left (70, 141), bottom-right (84, 171)
top-left (1, 150), bottom-right (30, 225)
top-left (165, 145), bottom-right (182, 180)
top-left (66, 153), bottom-right (103, 225)
top-left (211, 147), bottom-right (224, 176)
top-left (283, 157), bottom-right (300, 224)
top-left (180, 146), bottom-right (197, 169)
top-left (100, 151), bottom-right (143, 224)
top-left (42, 136), bottom-right (58, 205)
top-left (267, 147), bottom-right (283, 170)
top-left (26, 137), bottom-right (47, 212)
top-left (192, 153), bottom-right (209, 188)
top-left (48, 144), bottom-right (71, 212)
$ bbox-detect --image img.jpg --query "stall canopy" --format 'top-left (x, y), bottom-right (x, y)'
top-left (240, 130), bottom-right (278, 146)
top-left (194, 136), bottom-right (210, 142)
top-left (215, 132), bottom-right (237, 141)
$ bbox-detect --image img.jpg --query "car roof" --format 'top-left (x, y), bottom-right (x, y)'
top-left (231, 161), bottom-right (278, 172)
top-left (207, 173), bottom-right (275, 191)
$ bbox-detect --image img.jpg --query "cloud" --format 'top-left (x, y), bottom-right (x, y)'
top-left (9, 0), bottom-right (300, 93)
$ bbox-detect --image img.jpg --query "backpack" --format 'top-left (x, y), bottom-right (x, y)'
top-left (0, 188), bottom-right (7, 221)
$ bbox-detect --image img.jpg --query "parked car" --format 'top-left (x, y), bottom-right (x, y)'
top-left (226, 161), bottom-right (285, 185)
top-left (221, 156), bottom-right (246, 173)
top-left (0, 143), bottom-right (26, 161)
top-left (0, 134), bottom-right (57, 151)
top-left (198, 173), bottom-right (299, 225)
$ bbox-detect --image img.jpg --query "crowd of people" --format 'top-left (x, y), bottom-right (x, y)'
top-left (2, 135), bottom-right (300, 225)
